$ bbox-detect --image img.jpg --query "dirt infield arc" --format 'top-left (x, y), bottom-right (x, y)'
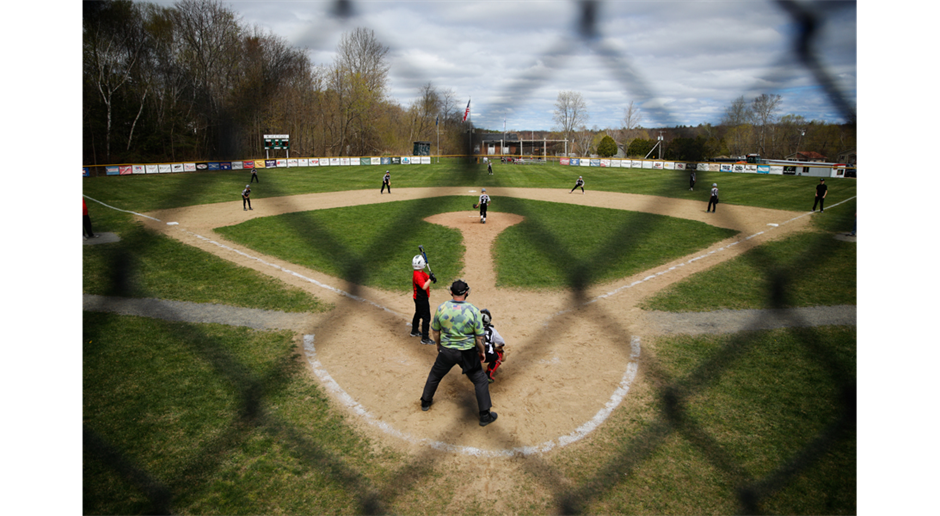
top-left (136, 187), bottom-right (815, 456)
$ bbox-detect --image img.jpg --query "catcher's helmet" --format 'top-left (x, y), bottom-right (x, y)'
top-left (480, 308), bottom-right (492, 326)
top-left (412, 254), bottom-right (426, 270)
top-left (450, 279), bottom-right (470, 297)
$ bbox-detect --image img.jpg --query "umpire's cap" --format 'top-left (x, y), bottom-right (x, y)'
top-left (450, 279), bottom-right (470, 297)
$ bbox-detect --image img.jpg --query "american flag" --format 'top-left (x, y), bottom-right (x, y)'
top-left (462, 99), bottom-right (470, 122)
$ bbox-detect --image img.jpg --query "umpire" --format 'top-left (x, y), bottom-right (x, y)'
top-left (419, 279), bottom-right (498, 427)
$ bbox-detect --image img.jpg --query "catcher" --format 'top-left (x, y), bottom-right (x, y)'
top-left (474, 188), bottom-right (491, 223)
top-left (479, 309), bottom-right (506, 383)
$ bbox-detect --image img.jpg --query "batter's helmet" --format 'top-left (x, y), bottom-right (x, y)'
top-left (412, 255), bottom-right (426, 270)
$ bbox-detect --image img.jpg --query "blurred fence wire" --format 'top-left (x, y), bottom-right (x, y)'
top-left (84, 0), bottom-right (856, 513)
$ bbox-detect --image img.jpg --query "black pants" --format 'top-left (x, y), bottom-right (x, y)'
top-left (813, 196), bottom-right (825, 211)
top-left (690, 178), bottom-right (695, 189)
top-left (412, 297), bottom-right (430, 338)
top-left (381, 182), bottom-right (390, 193)
top-left (421, 346), bottom-right (492, 413)
top-left (480, 203), bottom-right (488, 219)
top-left (243, 197), bottom-right (252, 209)
top-left (83, 214), bottom-right (95, 238)
top-left (707, 196), bottom-right (718, 212)
top-left (571, 185), bottom-right (583, 193)
top-left (250, 173), bottom-right (259, 183)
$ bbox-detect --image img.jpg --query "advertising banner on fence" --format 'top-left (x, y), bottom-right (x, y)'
top-left (360, 158), bottom-right (370, 165)
top-left (106, 166), bottom-right (120, 175)
top-left (371, 157), bottom-right (381, 165)
top-left (147, 165), bottom-right (159, 173)
top-left (401, 157), bottom-right (411, 164)
top-left (674, 163), bottom-right (685, 170)
top-left (275, 159), bottom-right (286, 167)
top-left (83, 167), bottom-right (89, 177)
top-left (610, 159), bottom-right (621, 168)
top-left (309, 158), bottom-right (320, 166)
top-left (569, 158), bottom-right (579, 166)
top-left (757, 165), bottom-right (770, 174)
top-left (732, 164), bottom-right (746, 173)
top-left (288, 159), bottom-right (298, 167)
top-left (632, 160), bottom-right (643, 168)
top-left (769, 166), bottom-right (783, 175)
top-left (381, 157), bottom-right (391, 165)
top-left (159, 164), bottom-right (172, 173)
top-left (265, 160), bottom-right (276, 168)
top-left (341, 158), bottom-right (351, 166)
top-left (132, 165), bottom-right (145, 174)
top-left (172, 164), bottom-right (184, 172)
top-left (421, 156), bottom-right (431, 164)
top-left (560, 158), bottom-right (570, 165)
top-left (653, 162), bottom-right (663, 170)
top-left (720, 164), bottom-right (733, 172)
top-left (698, 163), bottom-right (709, 171)
top-left (232, 161), bottom-right (243, 170)
top-left (195, 162), bottom-right (208, 171)
top-left (221, 162), bottom-right (232, 170)
top-left (581, 159), bottom-right (591, 167)
top-left (119, 166), bottom-right (132, 175)
top-left (207, 162), bottom-right (220, 171)
top-left (391, 157), bottom-right (401, 165)
top-left (590, 159), bottom-right (600, 167)
top-left (330, 158), bottom-right (340, 166)
top-left (600, 159), bottom-right (610, 167)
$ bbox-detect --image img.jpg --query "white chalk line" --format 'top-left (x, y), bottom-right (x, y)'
top-left (83, 195), bottom-right (163, 222)
top-left (178, 228), bottom-right (406, 319)
top-left (303, 334), bottom-right (641, 458)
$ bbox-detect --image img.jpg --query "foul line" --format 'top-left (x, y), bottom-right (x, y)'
top-left (178, 228), bottom-right (406, 319)
top-left (303, 334), bottom-right (641, 458)
top-left (83, 195), bottom-right (162, 222)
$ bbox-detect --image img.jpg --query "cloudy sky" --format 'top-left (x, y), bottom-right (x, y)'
top-left (144, 0), bottom-right (857, 133)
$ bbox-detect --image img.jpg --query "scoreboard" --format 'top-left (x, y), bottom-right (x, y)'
top-left (263, 134), bottom-right (290, 150)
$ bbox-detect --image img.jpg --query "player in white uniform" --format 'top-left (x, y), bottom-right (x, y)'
top-left (478, 188), bottom-right (491, 223)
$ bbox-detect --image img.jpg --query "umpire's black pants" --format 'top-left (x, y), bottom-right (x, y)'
top-left (421, 346), bottom-right (492, 413)
top-left (813, 196), bottom-right (825, 211)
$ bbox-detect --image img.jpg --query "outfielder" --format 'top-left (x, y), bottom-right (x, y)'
top-left (570, 176), bottom-right (585, 194)
top-left (812, 178), bottom-right (828, 212)
top-left (479, 309), bottom-right (506, 383)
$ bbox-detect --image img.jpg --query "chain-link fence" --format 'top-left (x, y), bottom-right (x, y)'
top-left (83, 0), bottom-right (856, 513)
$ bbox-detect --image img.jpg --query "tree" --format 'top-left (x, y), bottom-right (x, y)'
top-left (552, 91), bottom-right (588, 155)
top-left (626, 138), bottom-right (653, 158)
top-left (596, 134), bottom-right (618, 157)
top-left (84, 0), bottom-right (148, 161)
top-left (751, 93), bottom-right (782, 157)
top-left (620, 100), bottom-right (642, 143)
top-left (720, 95), bottom-right (754, 157)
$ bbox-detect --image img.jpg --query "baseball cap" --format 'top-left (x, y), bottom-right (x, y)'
top-left (246, 184), bottom-right (250, 188)
top-left (450, 279), bottom-right (470, 296)
top-left (482, 188), bottom-right (486, 192)
top-left (712, 183), bottom-right (717, 187)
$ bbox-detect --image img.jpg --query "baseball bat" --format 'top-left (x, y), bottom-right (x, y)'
top-left (418, 245), bottom-right (432, 273)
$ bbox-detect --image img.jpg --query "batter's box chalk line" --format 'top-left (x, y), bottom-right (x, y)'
top-left (303, 334), bottom-right (640, 458)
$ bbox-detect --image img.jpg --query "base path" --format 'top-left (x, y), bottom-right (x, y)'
top-left (132, 187), bottom-right (832, 456)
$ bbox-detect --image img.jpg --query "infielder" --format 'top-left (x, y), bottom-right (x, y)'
top-left (420, 279), bottom-right (498, 427)
top-left (242, 185), bottom-right (253, 211)
top-left (570, 176), bottom-right (585, 194)
top-left (479, 309), bottom-right (506, 383)
top-left (381, 170), bottom-right (391, 194)
top-left (707, 183), bottom-right (719, 213)
top-left (478, 188), bottom-right (490, 224)
top-left (689, 171), bottom-right (696, 191)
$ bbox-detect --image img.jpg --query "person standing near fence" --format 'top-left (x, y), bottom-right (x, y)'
top-left (250, 168), bottom-right (259, 183)
top-left (689, 170), bottom-right (696, 191)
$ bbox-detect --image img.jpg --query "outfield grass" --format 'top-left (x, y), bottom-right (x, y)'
top-left (215, 196), bottom-right (738, 291)
top-left (82, 161), bottom-right (857, 212)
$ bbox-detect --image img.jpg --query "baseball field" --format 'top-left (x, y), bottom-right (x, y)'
top-left (82, 161), bottom-right (857, 514)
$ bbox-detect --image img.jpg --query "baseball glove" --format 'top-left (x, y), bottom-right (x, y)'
top-left (473, 203), bottom-right (479, 209)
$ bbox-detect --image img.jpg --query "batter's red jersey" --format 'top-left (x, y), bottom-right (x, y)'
top-left (413, 270), bottom-right (430, 300)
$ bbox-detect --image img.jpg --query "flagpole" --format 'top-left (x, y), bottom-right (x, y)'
top-left (436, 115), bottom-right (440, 164)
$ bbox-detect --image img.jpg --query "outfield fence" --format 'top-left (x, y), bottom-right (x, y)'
top-left (83, 1), bottom-right (856, 513)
